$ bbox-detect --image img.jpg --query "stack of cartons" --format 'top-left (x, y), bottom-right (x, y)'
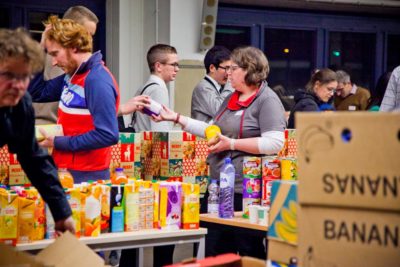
top-left (0, 145), bottom-right (29, 185)
top-left (141, 131), bottom-right (154, 180)
top-left (119, 133), bottom-right (142, 179)
top-left (296, 112), bottom-right (400, 267)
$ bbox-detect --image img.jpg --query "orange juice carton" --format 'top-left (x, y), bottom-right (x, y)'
top-left (110, 185), bottom-right (124, 232)
top-left (45, 204), bottom-right (55, 239)
top-left (159, 182), bottom-right (182, 230)
top-left (100, 184), bottom-right (111, 233)
top-left (84, 185), bottom-right (101, 237)
top-left (35, 124), bottom-right (63, 142)
top-left (123, 183), bottom-right (139, 231)
top-left (25, 188), bottom-right (45, 241)
top-left (58, 168), bottom-right (74, 189)
top-left (182, 183), bottom-right (200, 229)
top-left (0, 191), bottom-right (18, 245)
top-left (151, 182), bottom-right (160, 228)
top-left (17, 196), bottom-right (35, 243)
top-left (242, 157), bottom-right (262, 218)
top-left (78, 183), bottom-right (90, 236)
top-left (262, 156), bottom-right (281, 206)
top-left (66, 188), bottom-right (81, 237)
top-left (280, 157), bottom-right (298, 181)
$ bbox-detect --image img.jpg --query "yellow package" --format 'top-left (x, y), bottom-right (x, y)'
top-left (0, 192), bottom-right (18, 245)
top-left (66, 188), bottom-right (81, 237)
top-left (35, 124), bottom-right (63, 142)
top-left (151, 182), bottom-right (160, 228)
top-left (17, 196), bottom-right (35, 243)
top-left (124, 183), bottom-right (139, 231)
top-left (79, 183), bottom-right (90, 236)
top-left (84, 185), bottom-right (101, 237)
top-left (182, 183), bottom-right (200, 229)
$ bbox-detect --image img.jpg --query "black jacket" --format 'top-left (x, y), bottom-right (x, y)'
top-left (0, 93), bottom-right (71, 221)
top-left (288, 90), bottom-right (324, 128)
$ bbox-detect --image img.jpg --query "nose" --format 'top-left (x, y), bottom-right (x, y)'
top-left (52, 57), bottom-right (58, 67)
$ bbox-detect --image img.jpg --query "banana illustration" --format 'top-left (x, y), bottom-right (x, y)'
top-left (289, 200), bottom-right (297, 214)
top-left (281, 207), bottom-right (297, 230)
top-left (275, 221), bottom-right (298, 244)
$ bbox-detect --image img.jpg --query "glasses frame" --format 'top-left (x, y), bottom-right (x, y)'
top-left (162, 62), bottom-right (180, 69)
top-left (0, 71), bottom-right (32, 83)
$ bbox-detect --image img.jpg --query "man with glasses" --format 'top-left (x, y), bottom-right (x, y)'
top-left (124, 44), bottom-right (179, 132)
top-left (191, 45), bottom-right (233, 123)
top-left (0, 28), bottom-right (74, 235)
top-left (334, 70), bottom-right (370, 111)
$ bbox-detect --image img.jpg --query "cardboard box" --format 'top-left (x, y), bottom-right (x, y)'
top-left (296, 112), bottom-right (400, 211)
top-left (0, 232), bottom-right (106, 266)
top-left (165, 253), bottom-right (266, 267)
top-left (268, 239), bottom-right (298, 265)
top-left (298, 206), bottom-right (400, 267)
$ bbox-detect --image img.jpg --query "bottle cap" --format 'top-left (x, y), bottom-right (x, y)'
top-left (115, 167), bottom-right (124, 172)
top-left (224, 157), bottom-right (231, 164)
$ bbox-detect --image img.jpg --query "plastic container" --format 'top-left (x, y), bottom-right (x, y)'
top-left (58, 168), bottom-right (74, 189)
top-left (143, 99), bottom-right (163, 116)
top-left (218, 158), bottom-right (235, 218)
top-left (207, 179), bottom-right (219, 214)
top-left (111, 167), bottom-right (128, 185)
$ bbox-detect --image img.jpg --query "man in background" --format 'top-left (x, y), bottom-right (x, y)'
top-left (191, 45), bottom-right (233, 123)
top-left (28, 16), bottom-right (119, 183)
top-left (380, 65), bottom-right (400, 111)
top-left (0, 28), bottom-right (74, 234)
top-left (334, 70), bottom-right (370, 111)
top-left (33, 5), bottom-right (98, 125)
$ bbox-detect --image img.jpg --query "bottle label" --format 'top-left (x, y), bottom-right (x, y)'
top-left (208, 204), bottom-right (219, 214)
top-left (220, 172), bottom-right (233, 188)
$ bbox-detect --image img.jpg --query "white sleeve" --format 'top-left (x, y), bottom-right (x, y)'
top-left (257, 131), bottom-right (285, 154)
top-left (182, 118), bottom-right (209, 138)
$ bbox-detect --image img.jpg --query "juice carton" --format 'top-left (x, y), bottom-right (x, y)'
top-left (45, 204), bottom-right (55, 239)
top-left (66, 188), bottom-right (81, 237)
top-left (110, 185), bottom-right (125, 232)
top-left (138, 187), bottom-right (154, 230)
top-left (17, 196), bottom-right (35, 243)
top-left (242, 157), bottom-right (262, 218)
top-left (159, 182), bottom-right (182, 230)
top-left (25, 188), bottom-right (45, 241)
top-left (78, 183), bottom-right (90, 236)
top-left (0, 191), bottom-right (18, 245)
top-left (182, 183), bottom-right (200, 229)
top-left (100, 185), bottom-right (111, 233)
top-left (280, 158), bottom-right (298, 181)
top-left (151, 182), bottom-right (160, 228)
top-left (123, 183), bottom-right (139, 231)
top-left (84, 185), bottom-right (101, 237)
top-left (262, 156), bottom-right (281, 206)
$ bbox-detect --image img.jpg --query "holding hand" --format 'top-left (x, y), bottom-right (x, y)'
top-left (119, 95), bottom-right (151, 115)
top-left (38, 128), bottom-right (55, 148)
top-left (152, 105), bottom-right (178, 122)
top-left (208, 133), bottom-right (233, 153)
top-left (55, 216), bottom-right (76, 237)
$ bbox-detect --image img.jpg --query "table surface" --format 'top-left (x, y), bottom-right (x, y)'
top-left (200, 212), bottom-right (268, 231)
top-left (16, 228), bottom-right (208, 251)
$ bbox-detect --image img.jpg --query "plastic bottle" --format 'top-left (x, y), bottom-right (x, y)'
top-left (111, 167), bottom-right (128, 184)
top-left (143, 99), bottom-right (162, 116)
top-left (58, 168), bottom-right (74, 189)
top-left (219, 157), bottom-right (235, 218)
top-left (207, 179), bottom-right (219, 214)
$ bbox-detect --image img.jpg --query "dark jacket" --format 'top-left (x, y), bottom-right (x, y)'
top-left (0, 93), bottom-right (72, 221)
top-left (288, 90), bottom-right (324, 128)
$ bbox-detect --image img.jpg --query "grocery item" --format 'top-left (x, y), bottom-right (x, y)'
top-left (204, 125), bottom-right (221, 142)
top-left (182, 183), bottom-right (200, 229)
top-left (207, 179), bottom-right (219, 214)
top-left (58, 168), bottom-right (74, 189)
top-left (111, 167), bottom-right (128, 185)
top-left (219, 158), bottom-right (235, 219)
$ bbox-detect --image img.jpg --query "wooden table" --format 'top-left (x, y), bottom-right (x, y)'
top-left (200, 211), bottom-right (268, 231)
top-left (16, 228), bottom-right (207, 267)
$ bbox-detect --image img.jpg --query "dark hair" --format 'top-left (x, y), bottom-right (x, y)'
top-left (305, 68), bottom-right (337, 93)
top-left (63, 5), bottom-right (99, 24)
top-left (0, 28), bottom-right (44, 73)
top-left (230, 46), bottom-right (269, 86)
top-left (204, 46), bottom-right (231, 74)
top-left (147, 44), bottom-right (177, 73)
top-left (368, 71), bottom-right (392, 108)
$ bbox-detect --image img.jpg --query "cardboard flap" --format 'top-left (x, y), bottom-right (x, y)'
top-left (36, 232), bottom-right (104, 267)
top-left (0, 243), bottom-right (42, 267)
top-left (296, 112), bottom-right (400, 211)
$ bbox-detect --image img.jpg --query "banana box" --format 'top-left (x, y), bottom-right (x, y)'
top-left (268, 180), bottom-right (298, 245)
top-left (0, 191), bottom-right (18, 245)
top-left (123, 183), bottom-right (139, 231)
top-left (182, 183), bottom-right (200, 229)
top-left (35, 124), bottom-right (63, 142)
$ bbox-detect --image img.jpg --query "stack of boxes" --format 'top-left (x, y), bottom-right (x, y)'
top-left (297, 112), bottom-right (400, 266)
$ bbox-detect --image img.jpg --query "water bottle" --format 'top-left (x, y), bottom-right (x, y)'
top-left (207, 179), bottom-right (219, 214)
top-left (219, 158), bottom-right (235, 218)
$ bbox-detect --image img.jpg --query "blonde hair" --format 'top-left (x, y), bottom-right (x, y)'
top-left (44, 15), bottom-right (92, 53)
top-left (0, 28), bottom-right (44, 73)
top-left (63, 5), bottom-right (98, 24)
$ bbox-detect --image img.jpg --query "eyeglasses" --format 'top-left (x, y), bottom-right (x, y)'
top-left (0, 71), bottom-right (32, 82)
top-left (223, 65), bottom-right (241, 72)
top-left (162, 62), bottom-right (180, 69)
top-left (326, 87), bottom-right (337, 94)
top-left (217, 65), bottom-right (230, 72)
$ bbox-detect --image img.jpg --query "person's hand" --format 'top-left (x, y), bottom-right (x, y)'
top-left (38, 128), bottom-right (55, 148)
top-left (120, 95), bottom-right (151, 115)
top-left (152, 105), bottom-right (177, 122)
top-left (40, 24), bottom-right (52, 48)
top-left (208, 133), bottom-right (231, 153)
top-left (54, 216), bottom-right (75, 237)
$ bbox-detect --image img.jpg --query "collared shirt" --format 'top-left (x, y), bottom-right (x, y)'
top-left (205, 74), bottom-right (222, 93)
top-left (380, 66), bottom-right (400, 112)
